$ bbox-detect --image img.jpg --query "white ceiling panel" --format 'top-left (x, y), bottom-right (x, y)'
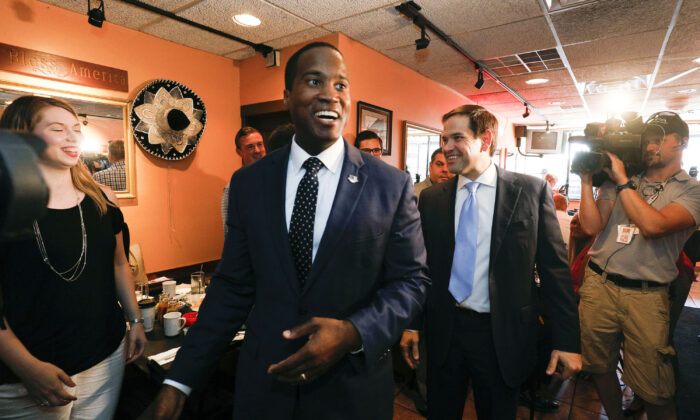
top-left (500, 69), bottom-right (575, 89)
top-left (226, 47), bottom-right (257, 61)
top-left (453, 17), bottom-right (555, 61)
top-left (418, 0), bottom-right (543, 36)
top-left (572, 59), bottom-right (657, 83)
top-left (664, 23), bottom-right (700, 60)
top-left (266, 27), bottom-right (333, 50)
top-left (324, 7), bottom-right (415, 50)
top-left (142, 20), bottom-right (249, 55)
top-left (172, 0), bottom-right (313, 44)
top-left (266, 0), bottom-right (399, 25)
top-left (564, 30), bottom-right (667, 70)
top-left (551, 0), bottom-right (678, 45)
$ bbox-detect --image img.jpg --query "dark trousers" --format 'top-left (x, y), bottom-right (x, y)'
top-left (427, 308), bottom-right (519, 420)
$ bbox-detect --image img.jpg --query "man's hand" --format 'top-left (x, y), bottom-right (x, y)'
top-left (546, 350), bottom-right (582, 380)
top-left (399, 330), bottom-right (420, 369)
top-left (138, 385), bottom-right (186, 420)
top-left (603, 152), bottom-right (629, 186)
top-left (267, 317), bottom-right (361, 384)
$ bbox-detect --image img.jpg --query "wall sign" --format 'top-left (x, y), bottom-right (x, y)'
top-left (0, 43), bottom-right (128, 92)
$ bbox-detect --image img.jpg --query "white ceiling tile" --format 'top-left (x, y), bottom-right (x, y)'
top-left (551, 0), bottom-right (677, 45)
top-left (266, 0), bottom-right (399, 25)
top-left (564, 30), bottom-right (667, 71)
top-left (572, 59), bottom-right (657, 83)
top-left (664, 23), bottom-right (700, 60)
top-left (676, 0), bottom-right (700, 27)
top-left (266, 27), bottom-right (333, 50)
top-left (324, 6), bottom-right (415, 50)
top-left (142, 20), bottom-right (249, 55)
top-left (170, 0), bottom-right (313, 44)
top-left (418, 0), bottom-right (543, 36)
top-left (453, 17), bottom-right (555, 60)
top-left (38, 0), bottom-right (194, 29)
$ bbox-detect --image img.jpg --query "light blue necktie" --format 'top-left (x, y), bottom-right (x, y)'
top-left (449, 181), bottom-right (479, 303)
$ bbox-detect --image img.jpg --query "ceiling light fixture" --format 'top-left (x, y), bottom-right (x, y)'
top-left (87, 0), bottom-right (105, 28)
top-left (3, 100), bottom-right (12, 105)
top-left (548, 101), bottom-right (566, 105)
top-left (526, 78), bottom-right (549, 85)
top-left (693, 57), bottom-right (700, 65)
top-left (415, 26), bottom-right (430, 50)
top-left (677, 88), bottom-right (697, 94)
top-left (522, 103), bottom-right (530, 118)
top-left (474, 66), bottom-right (484, 89)
top-left (233, 14), bottom-right (261, 27)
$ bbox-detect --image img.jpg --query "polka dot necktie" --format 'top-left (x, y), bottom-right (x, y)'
top-left (449, 181), bottom-right (480, 303)
top-left (289, 157), bottom-right (324, 285)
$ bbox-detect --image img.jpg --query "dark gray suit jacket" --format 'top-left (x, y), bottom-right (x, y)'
top-left (417, 166), bottom-right (580, 388)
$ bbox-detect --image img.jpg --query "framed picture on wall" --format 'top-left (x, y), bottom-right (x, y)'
top-left (357, 101), bottom-right (393, 155)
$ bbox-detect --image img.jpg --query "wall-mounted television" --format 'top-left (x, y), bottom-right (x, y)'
top-left (526, 130), bottom-right (563, 154)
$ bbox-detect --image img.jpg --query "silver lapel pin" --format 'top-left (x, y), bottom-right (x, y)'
top-left (348, 174), bottom-right (359, 183)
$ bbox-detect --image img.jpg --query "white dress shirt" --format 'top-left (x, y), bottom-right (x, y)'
top-left (164, 137), bottom-right (346, 396)
top-left (453, 162), bottom-right (497, 313)
top-left (285, 136), bottom-right (344, 261)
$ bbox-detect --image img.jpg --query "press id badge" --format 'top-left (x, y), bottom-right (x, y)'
top-left (616, 224), bottom-right (639, 244)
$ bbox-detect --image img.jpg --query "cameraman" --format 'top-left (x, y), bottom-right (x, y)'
top-left (578, 112), bottom-right (700, 420)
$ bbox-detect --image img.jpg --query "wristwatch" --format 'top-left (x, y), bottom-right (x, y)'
top-left (127, 318), bottom-right (144, 326)
top-left (616, 180), bottom-right (637, 193)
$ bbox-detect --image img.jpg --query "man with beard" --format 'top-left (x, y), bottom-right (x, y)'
top-left (578, 112), bottom-right (700, 420)
top-left (401, 105), bottom-right (581, 419)
top-left (145, 42), bottom-right (429, 420)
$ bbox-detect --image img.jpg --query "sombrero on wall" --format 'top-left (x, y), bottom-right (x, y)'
top-left (130, 79), bottom-right (206, 160)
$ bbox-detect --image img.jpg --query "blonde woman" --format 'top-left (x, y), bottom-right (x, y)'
top-left (0, 96), bottom-right (146, 419)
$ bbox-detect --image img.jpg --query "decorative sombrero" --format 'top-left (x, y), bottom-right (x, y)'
top-left (130, 79), bottom-right (206, 160)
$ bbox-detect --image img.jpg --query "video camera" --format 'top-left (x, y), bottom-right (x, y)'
top-left (569, 112), bottom-right (645, 187)
top-left (0, 130), bottom-right (49, 241)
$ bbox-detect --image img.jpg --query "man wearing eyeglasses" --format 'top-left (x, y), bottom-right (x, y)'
top-left (222, 127), bottom-right (267, 236)
top-left (578, 112), bottom-right (700, 420)
top-left (355, 130), bottom-right (383, 158)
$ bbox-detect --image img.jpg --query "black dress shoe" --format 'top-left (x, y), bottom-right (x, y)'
top-left (518, 392), bottom-right (560, 413)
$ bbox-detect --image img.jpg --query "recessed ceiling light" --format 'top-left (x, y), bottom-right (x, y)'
top-left (677, 88), bottom-right (696, 94)
top-left (3, 100), bottom-right (12, 105)
top-left (693, 57), bottom-right (700, 65)
top-left (548, 101), bottom-right (566, 105)
top-left (526, 78), bottom-right (549, 85)
top-left (233, 14), bottom-right (261, 27)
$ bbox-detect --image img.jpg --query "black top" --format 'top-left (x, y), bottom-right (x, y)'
top-left (0, 194), bottom-right (126, 384)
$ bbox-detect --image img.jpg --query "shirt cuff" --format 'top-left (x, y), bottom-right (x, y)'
top-left (404, 329), bottom-right (419, 333)
top-left (163, 379), bottom-right (192, 396)
top-left (350, 346), bottom-right (364, 355)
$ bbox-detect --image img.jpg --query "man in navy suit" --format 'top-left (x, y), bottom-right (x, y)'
top-left (146, 42), bottom-right (429, 420)
top-left (401, 105), bottom-right (581, 419)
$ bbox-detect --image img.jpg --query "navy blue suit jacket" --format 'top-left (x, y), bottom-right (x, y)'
top-left (168, 140), bottom-right (429, 419)
top-left (417, 167), bottom-right (580, 388)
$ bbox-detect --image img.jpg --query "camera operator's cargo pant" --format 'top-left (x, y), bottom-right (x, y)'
top-left (579, 267), bottom-right (675, 405)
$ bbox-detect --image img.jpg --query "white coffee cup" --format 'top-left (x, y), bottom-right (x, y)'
top-left (163, 311), bottom-right (186, 337)
top-left (163, 280), bottom-right (176, 297)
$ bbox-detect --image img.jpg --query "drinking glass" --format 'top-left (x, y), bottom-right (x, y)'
top-left (191, 271), bottom-right (204, 294)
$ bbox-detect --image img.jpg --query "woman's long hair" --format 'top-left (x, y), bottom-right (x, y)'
top-left (0, 95), bottom-right (114, 215)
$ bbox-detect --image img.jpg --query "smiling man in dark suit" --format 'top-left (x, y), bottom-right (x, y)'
top-left (401, 105), bottom-right (581, 419)
top-left (145, 42), bottom-right (429, 420)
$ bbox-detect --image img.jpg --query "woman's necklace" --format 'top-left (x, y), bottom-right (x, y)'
top-left (33, 191), bottom-right (88, 282)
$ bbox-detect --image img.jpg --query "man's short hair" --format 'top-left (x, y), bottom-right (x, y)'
top-left (235, 126), bottom-right (261, 149)
top-left (108, 140), bottom-right (125, 160)
top-left (430, 147), bottom-right (444, 163)
top-left (268, 123), bottom-right (295, 152)
top-left (355, 130), bottom-right (382, 149)
top-left (285, 42), bottom-right (342, 92)
top-left (442, 105), bottom-right (497, 156)
top-left (553, 194), bottom-right (568, 212)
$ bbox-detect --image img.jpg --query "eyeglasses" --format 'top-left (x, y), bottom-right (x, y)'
top-left (360, 148), bottom-right (382, 155)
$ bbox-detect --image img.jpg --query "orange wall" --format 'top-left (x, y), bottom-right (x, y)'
top-left (240, 34), bottom-right (476, 168)
top-left (1, 1), bottom-right (240, 272)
